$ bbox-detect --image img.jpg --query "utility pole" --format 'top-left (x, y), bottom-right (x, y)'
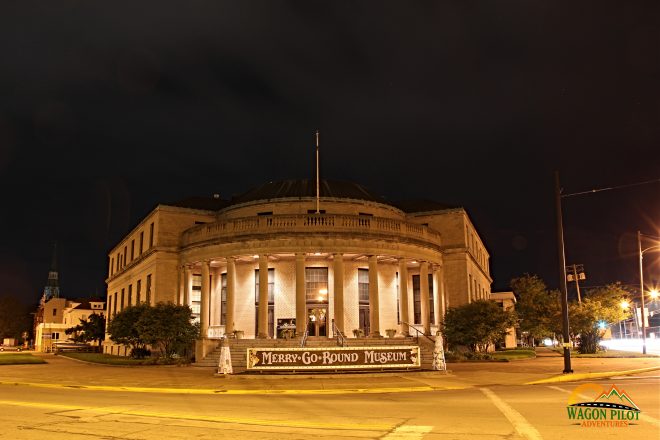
top-left (554, 171), bottom-right (572, 373)
top-left (566, 264), bottom-right (585, 303)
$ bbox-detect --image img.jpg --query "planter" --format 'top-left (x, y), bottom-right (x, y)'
top-left (385, 329), bottom-right (397, 338)
top-left (234, 330), bottom-right (244, 339)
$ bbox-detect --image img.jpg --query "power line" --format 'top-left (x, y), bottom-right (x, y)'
top-left (561, 177), bottom-right (660, 198)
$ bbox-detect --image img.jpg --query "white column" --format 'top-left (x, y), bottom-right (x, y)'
top-left (333, 253), bottom-right (345, 334)
top-left (184, 266), bottom-right (192, 307)
top-left (225, 258), bottom-right (236, 335)
top-left (368, 255), bottom-right (381, 337)
top-left (398, 259), bottom-right (410, 336)
top-left (201, 261), bottom-right (210, 338)
top-left (295, 253), bottom-right (306, 336)
top-left (420, 261), bottom-right (430, 335)
top-left (177, 265), bottom-right (185, 305)
top-left (257, 255), bottom-right (269, 338)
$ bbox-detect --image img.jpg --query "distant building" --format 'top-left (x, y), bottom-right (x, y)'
top-left (33, 244), bottom-right (105, 351)
top-left (104, 179), bottom-right (493, 361)
top-left (490, 291), bottom-right (517, 349)
top-left (33, 298), bottom-right (105, 352)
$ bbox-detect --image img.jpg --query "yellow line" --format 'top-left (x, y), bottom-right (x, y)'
top-left (0, 399), bottom-right (393, 431)
top-left (525, 366), bottom-right (660, 385)
top-left (0, 380), bottom-right (464, 396)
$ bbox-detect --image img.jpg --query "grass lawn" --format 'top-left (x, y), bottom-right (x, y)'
top-left (491, 349), bottom-right (537, 361)
top-left (58, 352), bottom-right (155, 366)
top-left (0, 353), bottom-right (47, 365)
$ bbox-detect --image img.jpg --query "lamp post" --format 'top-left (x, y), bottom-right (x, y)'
top-left (637, 231), bottom-right (660, 355)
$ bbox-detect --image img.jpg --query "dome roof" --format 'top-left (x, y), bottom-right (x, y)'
top-left (230, 179), bottom-right (388, 205)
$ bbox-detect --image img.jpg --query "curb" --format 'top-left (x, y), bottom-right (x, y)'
top-left (525, 365), bottom-right (660, 385)
top-left (0, 380), bottom-right (467, 395)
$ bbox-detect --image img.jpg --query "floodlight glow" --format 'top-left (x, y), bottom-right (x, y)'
top-left (319, 288), bottom-right (328, 294)
top-left (598, 321), bottom-right (606, 330)
top-left (650, 289), bottom-right (659, 300)
top-left (620, 300), bottom-right (630, 309)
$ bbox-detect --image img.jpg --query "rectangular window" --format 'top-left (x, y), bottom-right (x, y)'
top-left (254, 269), bottom-right (275, 303)
top-left (110, 258), bottom-right (114, 276)
top-left (113, 292), bottom-right (117, 315)
top-left (52, 308), bottom-right (57, 316)
top-left (139, 231), bottom-right (144, 255)
top-left (305, 267), bottom-right (328, 303)
top-left (123, 246), bottom-right (127, 266)
top-left (220, 273), bottom-right (227, 325)
top-left (108, 296), bottom-right (112, 317)
top-left (146, 274), bottom-right (152, 305)
top-left (413, 275), bottom-right (421, 324)
top-left (412, 274), bottom-right (434, 325)
top-left (128, 284), bottom-right (133, 306)
top-left (191, 274), bottom-right (202, 321)
top-left (121, 288), bottom-right (125, 310)
top-left (136, 279), bottom-right (141, 304)
top-left (429, 274), bottom-right (435, 324)
top-left (149, 222), bottom-right (154, 248)
top-left (130, 240), bottom-right (135, 261)
top-left (358, 269), bottom-right (369, 304)
top-left (52, 332), bottom-right (60, 341)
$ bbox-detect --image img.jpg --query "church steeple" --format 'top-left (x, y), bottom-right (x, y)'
top-left (43, 242), bottom-right (60, 301)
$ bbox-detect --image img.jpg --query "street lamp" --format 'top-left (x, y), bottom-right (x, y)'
top-left (637, 231), bottom-right (660, 355)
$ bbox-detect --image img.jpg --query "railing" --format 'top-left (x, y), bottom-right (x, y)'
top-left (400, 321), bottom-right (436, 345)
top-left (332, 319), bottom-right (347, 347)
top-left (181, 213), bottom-right (442, 248)
top-left (300, 328), bottom-right (309, 348)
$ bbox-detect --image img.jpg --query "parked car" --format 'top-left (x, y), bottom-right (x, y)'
top-left (0, 345), bottom-right (22, 352)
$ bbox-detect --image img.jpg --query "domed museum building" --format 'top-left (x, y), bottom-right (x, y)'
top-left (103, 179), bottom-right (494, 366)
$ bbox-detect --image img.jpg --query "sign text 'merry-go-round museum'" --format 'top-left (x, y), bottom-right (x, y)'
top-left (246, 346), bottom-right (420, 370)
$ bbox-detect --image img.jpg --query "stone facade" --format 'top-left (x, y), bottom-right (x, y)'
top-left (102, 180), bottom-right (493, 358)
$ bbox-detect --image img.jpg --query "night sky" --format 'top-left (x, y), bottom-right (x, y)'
top-left (1, 2), bottom-right (658, 305)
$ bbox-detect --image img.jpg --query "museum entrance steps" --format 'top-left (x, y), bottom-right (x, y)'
top-left (193, 335), bottom-right (436, 372)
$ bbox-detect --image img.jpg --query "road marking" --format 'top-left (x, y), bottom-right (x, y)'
top-left (480, 388), bottom-right (542, 440)
top-left (382, 425), bottom-right (433, 439)
top-left (547, 385), bottom-right (660, 428)
top-left (0, 381), bottom-right (463, 396)
top-left (0, 399), bottom-right (393, 431)
top-left (525, 366), bottom-right (660, 385)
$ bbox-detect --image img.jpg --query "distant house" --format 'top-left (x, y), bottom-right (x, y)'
top-left (490, 291), bottom-right (517, 349)
top-left (32, 244), bottom-right (105, 351)
top-left (33, 298), bottom-right (105, 352)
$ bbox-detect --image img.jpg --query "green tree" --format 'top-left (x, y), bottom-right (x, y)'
top-left (107, 303), bottom-right (151, 358)
top-left (442, 299), bottom-right (517, 352)
top-left (510, 274), bottom-right (561, 345)
top-left (0, 295), bottom-right (33, 340)
top-left (65, 313), bottom-right (106, 347)
top-left (136, 303), bottom-right (199, 359)
top-left (570, 283), bottom-right (630, 354)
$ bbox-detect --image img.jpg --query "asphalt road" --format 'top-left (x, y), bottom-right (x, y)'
top-left (0, 375), bottom-right (657, 440)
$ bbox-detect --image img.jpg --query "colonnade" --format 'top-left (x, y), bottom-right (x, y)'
top-left (179, 253), bottom-right (445, 339)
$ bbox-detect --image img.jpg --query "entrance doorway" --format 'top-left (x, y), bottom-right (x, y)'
top-left (307, 307), bottom-right (327, 336)
top-left (359, 305), bottom-right (370, 337)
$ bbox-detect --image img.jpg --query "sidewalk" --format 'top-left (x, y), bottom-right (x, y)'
top-left (0, 351), bottom-right (658, 395)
